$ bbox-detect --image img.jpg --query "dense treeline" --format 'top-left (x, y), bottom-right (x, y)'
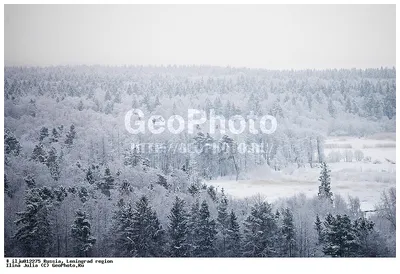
top-left (4, 66), bottom-right (396, 179)
top-left (4, 66), bottom-right (396, 257)
top-left (5, 126), bottom-right (396, 257)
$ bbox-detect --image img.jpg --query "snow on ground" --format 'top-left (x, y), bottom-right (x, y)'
top-left (208, 135), bottom-right (396, 211)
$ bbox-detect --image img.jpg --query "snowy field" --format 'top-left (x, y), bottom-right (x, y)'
top-left (208, 134), bottom-right (396, 210)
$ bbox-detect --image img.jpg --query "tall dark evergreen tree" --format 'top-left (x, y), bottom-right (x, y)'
top-left (5, 128), bottom-right (21, 156)
top-left (14, 188), bottom-right (53, 257)
top-left (46, 147), bottom-right (60, 181)
top-left (315, 215), bottom-right (323, 244)
top-left (31, 143), bottom-right (47, 163)
top-left (225, 210), bottom-right (241, 257)
top-left (65, 124), bottom-right (76, 146)
top-left (195, 200), bottom-right (217, 257)
top-left (167, 196), bottom-right (189, 257)
top-left (98, 167), bottom-right (115, 197)
top-left (130, 196), bottom-right (165, 257)
top-left (50, 128), bottom-right (59, 143)
top-left (353, 217), bottom-right (379, 257)
top-left (112, 201), bottom-right (135, 256)
top-left (187, 200), bottom-right (200, 256)
top-left (321, 214), bottom-right (359, 257)
top-left (77, 100), bottom-right (84, 111)
top-left (71, 210), bottom-right (96, 257)
top-left (318, 162), bottom-right (333, 203)
top-left (281, 208), bottom-right (296, 257)
top-left (242, 201), bottom-right (278, 257)
top-left (217, 190), bottom-right (229, 255)
top-left (39, 126), bottom-right (49, 142)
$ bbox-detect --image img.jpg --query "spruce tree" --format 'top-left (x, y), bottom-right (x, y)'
top-left (130, 196), bottom-right (165, 257)
top-left (4, 128), bottom-right (21, 156)
top-left (168, 196), bottom-right (189, 257)
top-left (242, 201), bottom-right (278, 257)
top-left (65, 124), bottom-right (76, 146)
top-left (98, 167), bottom-right (115, 197)
top-left (71, 210), bottom-right (96, 257)
top-left (196, 200), bottom-right (217, 257)
top-left (225, 210), bottom-right (241, 257)
top-left (39, 126), bottom-right (49, 142)
top-left (353, 217), bottom-right (376, 257)
top-left (217, 190), bottom-right (229, 255)
top-left (187, 200), bottom-right (200, 256)
top-left (187, 183), bottom-right (200, 196)
top-left (50, 128), bottom-right (59, 143)
top-left (112, 201), bottom-right (135, 256)
top-left (315, 215), bottom-right (323, 244)
top-left (46, 147), bottom-right (60, 181)
top-left (24, 174), bottom-right (36, 189)
top-left (322, 214), bottom-right (359, 257)
top-left (105, 90), bottom-right (112, 101)
top-left (14, 188), bottom-right (52, 257)
top-left (281, 208), bottom-right (296, 257)
top-left (318, 162), bottom-right (333, 203)
top-left (78, 100), bottom-right (84, 111)
top-left (31, 143), bottom-right (47, 163)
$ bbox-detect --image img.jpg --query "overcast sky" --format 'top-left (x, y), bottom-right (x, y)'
top-left (4, 5), bottom-right (396, 69)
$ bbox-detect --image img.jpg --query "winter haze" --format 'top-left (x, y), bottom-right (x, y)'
top-left (3, 4), bottom-right (396, 259)
top-left (5, 5), bottom-right (396, 68)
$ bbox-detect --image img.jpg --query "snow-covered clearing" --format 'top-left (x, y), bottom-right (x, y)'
top-left (208, 135), bottom-right (396, 211)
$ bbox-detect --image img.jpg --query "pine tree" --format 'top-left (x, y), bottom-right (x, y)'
top-left (14, 188), bottom-right (53, 256)
top-left (242, 201), bottom-right (278, 257)
top-left (217, 190), bottom-right (229, 255)
top-left (195, 200), bottom-right (217, 257)
top-left (168, 196), bottom-right (189, 257)
top-left (318, 162), bottom-right (333, 203)
top-left (225, 210), bottom-right (241, 257)
top-left (130, 196), bottom-right (165, 257)
top-left (281, 208), bottom-right (296, 257)
top-left (71, 210), bottom-right (96, 257)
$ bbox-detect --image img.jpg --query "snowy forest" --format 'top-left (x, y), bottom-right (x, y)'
top-left (4, 66), bottom-right (396, 257)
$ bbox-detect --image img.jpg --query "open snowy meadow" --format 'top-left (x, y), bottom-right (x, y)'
top-left (208, 134), bottom-right (396, 210)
